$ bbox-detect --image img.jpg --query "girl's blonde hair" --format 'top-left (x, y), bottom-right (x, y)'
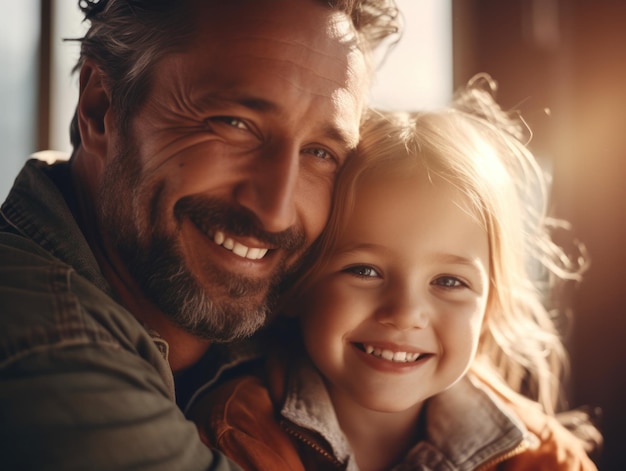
top-left (287, 75), bottom-right (587, 416)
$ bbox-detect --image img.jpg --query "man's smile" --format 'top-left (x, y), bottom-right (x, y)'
top-left (212, 230), bottom-right (270, 260)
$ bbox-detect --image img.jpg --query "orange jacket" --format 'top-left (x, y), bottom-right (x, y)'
top-left (190, 354), bottom-right (597, 471)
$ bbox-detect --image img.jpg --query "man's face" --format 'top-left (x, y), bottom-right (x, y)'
top-left (98, 0), bottom-right (368, 341)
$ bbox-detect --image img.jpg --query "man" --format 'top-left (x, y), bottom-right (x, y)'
top-left (0, 0), bottom-right (399, 469)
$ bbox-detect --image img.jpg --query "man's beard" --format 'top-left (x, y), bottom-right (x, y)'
top-left (97, 138), bottom-right (306, 342)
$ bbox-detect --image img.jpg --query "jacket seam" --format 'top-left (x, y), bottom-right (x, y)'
top-left (0, 337), bottom-right (123, 370)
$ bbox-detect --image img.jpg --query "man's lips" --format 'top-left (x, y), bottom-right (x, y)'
top-left (354, 342), bottom-right (433, 363)
top-left (175, 195), bottom-right (307, 261)
top-left (212, 230), bottom-right (270, 260)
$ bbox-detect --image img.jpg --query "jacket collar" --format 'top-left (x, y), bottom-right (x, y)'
top-left (405, 375), bottom-right (530, 470)
top-left (282, 359), bottom-right (356, 467)
top-left (280, 357), bottom-right (531, 470)
top-left (0, 158), bottom-right (112, 295)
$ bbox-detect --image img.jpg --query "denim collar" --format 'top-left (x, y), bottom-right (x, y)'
top-left (280, 357), bottom-right (531, 470)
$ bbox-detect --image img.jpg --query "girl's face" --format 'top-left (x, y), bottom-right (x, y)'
top-left (299, 172), bottom-right (490, 414)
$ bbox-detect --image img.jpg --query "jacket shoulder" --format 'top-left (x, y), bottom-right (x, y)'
top-left (502, 400), bottom-right (598, 471)
top-left (191, 375), bottom-right (306, 471)
top-left (0, 232), bottom-right (150, 363)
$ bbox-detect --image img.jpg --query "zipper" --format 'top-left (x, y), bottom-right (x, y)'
top-left (281, 420), bottom-right (345, 469)
top-left (475, 438), bottom-right (531, 471)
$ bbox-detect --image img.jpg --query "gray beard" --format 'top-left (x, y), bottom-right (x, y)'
top-left (96, 141), bottom-right (284, 342)
top-left (123, 230), bottom-right (272, 342)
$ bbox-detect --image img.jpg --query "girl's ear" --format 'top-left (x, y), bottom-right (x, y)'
top-left (76, 59), bottom-right (111, 159)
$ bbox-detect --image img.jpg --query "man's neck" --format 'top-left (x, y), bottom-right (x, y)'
top-left (95, 245), bottom-right (212, 372)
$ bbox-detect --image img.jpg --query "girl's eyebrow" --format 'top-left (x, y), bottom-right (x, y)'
top-left (432, 253), bottom-right (484, 268)
top-left (334, 242), bottom-right (388, 255)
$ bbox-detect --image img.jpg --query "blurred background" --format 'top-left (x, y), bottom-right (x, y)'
top-left (1, 1), bottom-right (625, 469)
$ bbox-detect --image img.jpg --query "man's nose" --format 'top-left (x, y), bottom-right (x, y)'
top-left (234, 143), bottom-right (299, 233)
top-left (375, 289), bottom-right (430, 331)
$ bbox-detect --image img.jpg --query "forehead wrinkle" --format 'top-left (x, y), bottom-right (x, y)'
top-left (224, 35), bottom-right (356, 66)
top-left (229, 53), bottom-right (356, 93)
top-left (203, 29), bottom-right (362, 85)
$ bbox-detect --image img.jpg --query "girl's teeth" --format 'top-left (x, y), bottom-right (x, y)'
top-left (393, 351), bottom-right (407, 362)
top-left (362, 344), bottom-right (422, 363)
top-left (381, 349), bottom-right (394, 361)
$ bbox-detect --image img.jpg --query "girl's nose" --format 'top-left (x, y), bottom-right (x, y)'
top-left (374, 292), bottom-right (430, 331)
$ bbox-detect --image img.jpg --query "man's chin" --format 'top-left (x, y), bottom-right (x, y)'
top-left (127, 233), bottom-right (283, 341)
top-left (175, 296), bottom-right (270, 342)
top-left (154, 272), bottom-right (277, 342)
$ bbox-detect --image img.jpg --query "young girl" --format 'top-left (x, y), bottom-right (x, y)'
top-left (190, 77), bottom-right (599, 470)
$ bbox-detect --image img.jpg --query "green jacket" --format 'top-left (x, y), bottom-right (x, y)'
top-left (0, 158), bottom-right (244, 470)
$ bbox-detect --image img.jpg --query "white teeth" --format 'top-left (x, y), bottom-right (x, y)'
top-left (246, 248), bottom-right (269, 260)
top-left (393, 351), bottom-right (407, 362)
top-left (232, 242), bottom-right (248, 257)
top-left (381, 349), bottom-right (394, 361)
top-left (363, 344), bottom-right (422, 363)
top-left (212, 231), bottom-right (269, 260)
top-left (247, 247), bottom-right (261, 259)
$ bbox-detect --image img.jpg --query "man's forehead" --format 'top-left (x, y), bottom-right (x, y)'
top-left (191, 0), bottom-right (359, 45)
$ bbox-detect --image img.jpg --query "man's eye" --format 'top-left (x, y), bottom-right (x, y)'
top-left (303, 147), bottom-right (336, 162)
top-left (432, 276), bottom-right (466, 289)
top-left (210, 116), bottom-right (248, 130)
top-left (344, 265), bottom-right (380, 278)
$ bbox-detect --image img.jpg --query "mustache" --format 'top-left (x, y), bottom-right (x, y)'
top-left (174, 195), bottom-right (306, 251)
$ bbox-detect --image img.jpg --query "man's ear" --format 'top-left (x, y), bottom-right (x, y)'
top-left (77, 59), bottom-right (111, 158)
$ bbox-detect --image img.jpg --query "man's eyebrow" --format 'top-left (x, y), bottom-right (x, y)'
top-left (237, 97), bottom-right (279, 113)
top-left (322, 123), bottom-right (357, 151)
top-left (198, 94), bottom-right (277, 113)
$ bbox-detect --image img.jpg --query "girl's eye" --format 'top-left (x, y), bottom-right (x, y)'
top-left (344, 265), bottom-right (380, 278)
top-left (432, 276), bottom-right (466, 289)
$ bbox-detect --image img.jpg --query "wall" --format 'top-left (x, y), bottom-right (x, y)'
top-left (0, 1), bottom-right (40, 201)
top-left (453, 1), bottom-right (626, 469)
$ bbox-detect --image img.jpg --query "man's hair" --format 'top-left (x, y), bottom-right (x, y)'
top-left (68, 0), bottom-right (401, 150)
